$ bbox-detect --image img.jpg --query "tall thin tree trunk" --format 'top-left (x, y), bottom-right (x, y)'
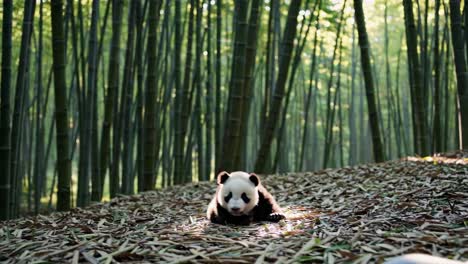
top-left (194, 0), bottom-right (204, 181)
top-left (51, 0), bottom-right (71, 211)
top-left (10, 0), bottom-right (36, 217)
top-left (214, 0), bottom-right (222, 173)
top-left (218, 0), bottom-right (249, 172)
top-left (173, 0), bottom-right (185, 183)
top-left (324, 37), bottom-right (344, 168)
top-left (443, 14), bottom-right (451, 151)
top-left (91, 0), bottom-right (111, 201)
top-left (135, 0), bottom-right (146, 192)
top-left (261, 0), bottom-right (274, 136)
top-left (100, 0), bottom-right (124, 198)
top-left (322, 0), bottom-right (346, 168)
top-left (73, 0), bottom-right (88, 207)
top-left (422, 0), bottom-right (430, 131)
top-left (175, 0), bottom-right (196, 183)
top-left (348, 25), bottom-right (358, 165)
top-left (88, 0), bottom-right (100, 202)
top-left (254, 0), bottom-right (302, 173)
top-left (204, 0), bottom-right (213, 181)
top-left (395, 36), bottom-right (408, 155)
top-left (33, 0), bottom-right (45, 214)
top-left (403, 0), bottom-right (429, 155)
top-left (465, 3), bottom-right (468, 62)
top-left (432, 0), bottom-right (442, 152)
top-left (236, 0), bottom-right (262, 168)
top-left (142, 0), bottom-right (162, 190)
top-left (384, 0), bottom-right (394, 159)
top-left (0, 0), bottom-right (13, 220)
top-left (121, 1), bottom-right (137, 195)
top-left (449, 0), bottom-right (468, 149)
top-left (275, 0), bottom-right (316, 171)
top-left (300, 8), bottom-right (320, 171)
top-left (354, 0), bottom-right (385, 162)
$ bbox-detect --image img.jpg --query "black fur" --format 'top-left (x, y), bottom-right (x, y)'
top-left (217, 171), bottom-right (230, 184)
top-left (207, 172), bottom-right (285, 225)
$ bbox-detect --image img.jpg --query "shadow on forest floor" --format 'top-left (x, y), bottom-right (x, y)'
top-left (1, 151), bottom-right (467, 263)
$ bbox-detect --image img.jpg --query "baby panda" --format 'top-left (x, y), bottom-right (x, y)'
top-left (207, 171), bottom-right (285, 225)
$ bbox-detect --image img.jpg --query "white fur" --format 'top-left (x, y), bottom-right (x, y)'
top-left (218, 171), bottom-right (259, 216)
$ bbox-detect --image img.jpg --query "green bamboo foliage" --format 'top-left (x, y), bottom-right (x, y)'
top-left (353, 0), bottom-right (385, 162)
top-left (0, 0), bottom-right (13, 220)
top-left (254, 0), bottom-right (302, 173)
top-left (50, 0), bottom-right (71, 211)
top-left (1, 0), bottom-right (466, 218)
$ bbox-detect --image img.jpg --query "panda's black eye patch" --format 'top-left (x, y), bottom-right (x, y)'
top-left (241, 193), bottom-right (250, 203)
top-left (224, 192), bottom-right (232, 203)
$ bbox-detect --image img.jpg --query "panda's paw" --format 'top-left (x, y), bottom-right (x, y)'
top-left (267, 213), bottom-right (286, 222)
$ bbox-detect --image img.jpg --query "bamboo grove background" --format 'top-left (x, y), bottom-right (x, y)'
top-left (0, 0), bottom-right (467, 219)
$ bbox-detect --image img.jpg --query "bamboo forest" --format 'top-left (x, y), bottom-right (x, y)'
top-left (0, 0), bottom-right (466, 215)
top-left (0, 0), bottom-right (468, 262)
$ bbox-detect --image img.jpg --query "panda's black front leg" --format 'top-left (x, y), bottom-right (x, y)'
top-left (265, 213), bottom-right (285, 222)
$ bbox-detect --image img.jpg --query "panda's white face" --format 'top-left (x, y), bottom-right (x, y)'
top-left (218, 171), bottom-right (259, 216)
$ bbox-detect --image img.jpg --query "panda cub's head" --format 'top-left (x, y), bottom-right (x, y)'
top-left (217, 171), bottom-right (260, 216)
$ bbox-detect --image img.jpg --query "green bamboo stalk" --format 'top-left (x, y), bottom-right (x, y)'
top-left (354, 0), bottom-right (385, 162)
top-left (0, 0), bottom-right (13, 220)
top-left (449, 0), bottom-right (468, 149)
top-left (142, 0), bottom-right (162, 190)
top-left (10, 0), bottom-right (36, 217)
top-left (50, 0), bottom-right (71, 211)
top-left (254, 0), bottom-right (302, 173)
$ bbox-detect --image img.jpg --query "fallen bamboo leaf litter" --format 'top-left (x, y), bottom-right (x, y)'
top-left (1, 152), bottom-right (467, 263)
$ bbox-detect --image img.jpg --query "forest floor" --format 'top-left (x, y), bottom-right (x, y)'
top-left (1, 152), bottom-right (467, 263)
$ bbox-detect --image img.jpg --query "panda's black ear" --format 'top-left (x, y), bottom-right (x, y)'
top-left (249, 173), bottom-right (260, 186)
top-left (217, 171), bottom-right (230, 184)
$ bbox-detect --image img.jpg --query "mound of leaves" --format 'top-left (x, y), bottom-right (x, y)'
top-left (1, 152), bottom-right (467, 263)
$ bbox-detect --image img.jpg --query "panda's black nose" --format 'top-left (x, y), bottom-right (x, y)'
top-left (231, 207), bottom-right (240, 212)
